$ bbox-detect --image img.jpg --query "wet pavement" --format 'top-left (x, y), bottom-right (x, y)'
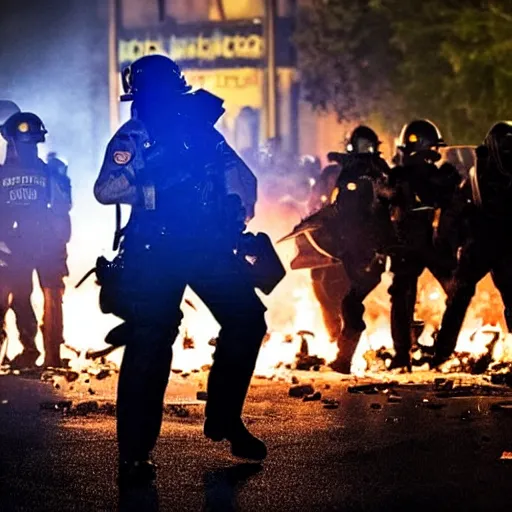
top-left (1, 374), bottom-right (512, 511)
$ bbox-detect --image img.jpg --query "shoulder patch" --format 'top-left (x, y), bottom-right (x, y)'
top-left (113, 151), bottom-right (132, 165)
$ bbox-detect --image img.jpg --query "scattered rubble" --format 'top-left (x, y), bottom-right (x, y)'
top-left (433, 378), bottom-right (454, 391)
top-left (322, 398), bottom-right (340, 409)
top-left (348, 383), bottom-right (398, 395)
top-left (75, 401), bottom-right (100, 415)
top-left (435, 384), bottom-right (511, 398)
top-left (303, 392), bottom-right (322, 402)
top-left (288, 384), bottom-right (315, 398)
top-left (40, 400), bottom-right (72, 412)
top-left (294, 331), bottom-right (326, 371)
top-left (95, 369), bottom-right (111, 380)
top-left (164, 404), bottom-right (190, 418)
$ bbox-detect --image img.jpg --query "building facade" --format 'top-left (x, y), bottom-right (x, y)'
top-left (116, 0), bottom-right (301, 157)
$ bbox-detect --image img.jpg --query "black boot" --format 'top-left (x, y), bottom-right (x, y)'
top-left (388, 352), bottom-right (412, 372)
top-left (118, 459), bottom-right (156, 488)
top-left (9, 347), bottom-right (40, 369)
top-left (328, 356), bottom-right (352, 374)
top-left (429, 353), bottom-right (451, 370)
top-left (204, 418), bottom-right (267, 461)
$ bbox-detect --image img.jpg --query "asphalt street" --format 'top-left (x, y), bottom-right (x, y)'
top-left (1, 374), bottom-right (512, 511)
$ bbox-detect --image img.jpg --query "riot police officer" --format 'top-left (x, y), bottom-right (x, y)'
top-left (432, 122), bottom-right (512, 366)
top-left (0, 112), bottom-right (71, 369)
top-left (94, 55), bottom-right (279, 486)
top-left (386, 120), bottom-right (460, 370)
top-left (286, 126), bottom-right (393, 373)
top-left (327, 126), bottom-right (394, 373)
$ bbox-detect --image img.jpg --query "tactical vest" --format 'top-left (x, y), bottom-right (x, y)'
top-left (0, 159), bottom-right (50, 233)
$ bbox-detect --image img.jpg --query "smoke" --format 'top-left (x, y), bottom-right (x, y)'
top-left (0, 1), bottom-right (122, 357)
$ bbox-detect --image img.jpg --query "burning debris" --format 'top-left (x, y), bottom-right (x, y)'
top-left (183, 334), bottom-right (195, 350)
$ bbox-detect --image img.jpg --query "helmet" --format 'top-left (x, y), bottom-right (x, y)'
top-left (1, 112), bottom-right (47, 144)
top-left (121, 54), bottom-right (192, 102)
top-left (0, 100), bottom-right (20, 125)
top-left (484, 121), bottom-right (512, 153)
top-left (346, 125), bottom-right (381, 154)
top-left (398, 119), bottom-right (446, 154)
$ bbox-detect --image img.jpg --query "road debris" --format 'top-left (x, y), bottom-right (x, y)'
top-left (322, 398), bottom-right (340, 409)
top-left (289, 384), bottom-right (315, 398)
top-left (40, 400), bottom-right (72, 412)
top-left (303, 392), bottom-right (322, 402)
top-left (348, 382), bottom-right (397, 395)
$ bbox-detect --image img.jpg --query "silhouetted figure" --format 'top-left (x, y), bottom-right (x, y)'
top-left (386, 120), bottom-right (460, 370)
top-left (285, 126), bottom-right (394, 373)
top-left (94, 55), bottom-right (284, 487)
top-left (432, 121), bottom-right (512, 366)
top-left (0, 112), bottom-right (71, 369)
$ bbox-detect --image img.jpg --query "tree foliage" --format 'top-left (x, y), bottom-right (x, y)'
top-left (295, 0), bottom-right (512, 144)
top-left (294, 0), bottom-right (400, 128)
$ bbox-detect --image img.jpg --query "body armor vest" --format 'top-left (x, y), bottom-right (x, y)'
top-left (0, 158), bottom-right (50, 238)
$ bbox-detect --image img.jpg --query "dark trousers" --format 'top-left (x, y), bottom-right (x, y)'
top-left (311, 264), bottom-right (349, 341)
top-left (336, 253), bottom-right (385, 366)
top-left (435, 238), bottom-right (512, 359)
top-left (0, 266), bottom-right (38, 350)
top-left (0, 247), bottom-right (66, 358)
top-left (111, 242), bottom-right (267, 461)
top-left (389, 250), bottom-right (453, 356)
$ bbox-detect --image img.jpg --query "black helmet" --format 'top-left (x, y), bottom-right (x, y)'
top-left (121, 54), bottom-right (192, 102)
top-left (346, 125), bottom-right (381, 154)
top-left (398, 119), bottom-right (446, 154)
top-left (484, 121), bottom-right (512, 153)
top-left (1, 112), bottom-right (47, 144)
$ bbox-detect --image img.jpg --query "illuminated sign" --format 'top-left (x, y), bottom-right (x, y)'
top-left (118, 20), bottom-right (294, 69)
top-left (119, 32), bottom-right (263, 64)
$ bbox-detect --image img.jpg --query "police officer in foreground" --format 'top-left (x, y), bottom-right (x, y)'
top-left (0, 112), bottom-right (71, 368)
top-left (432, 122), bottom-right (512, 366)
top-left (386, 120), bottom-right (461, 370)
top-left (94, 55), bottom-right (283, 486)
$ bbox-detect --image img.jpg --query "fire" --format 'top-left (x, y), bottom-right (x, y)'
top-left (3, 193), bottom-right (512, 377)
